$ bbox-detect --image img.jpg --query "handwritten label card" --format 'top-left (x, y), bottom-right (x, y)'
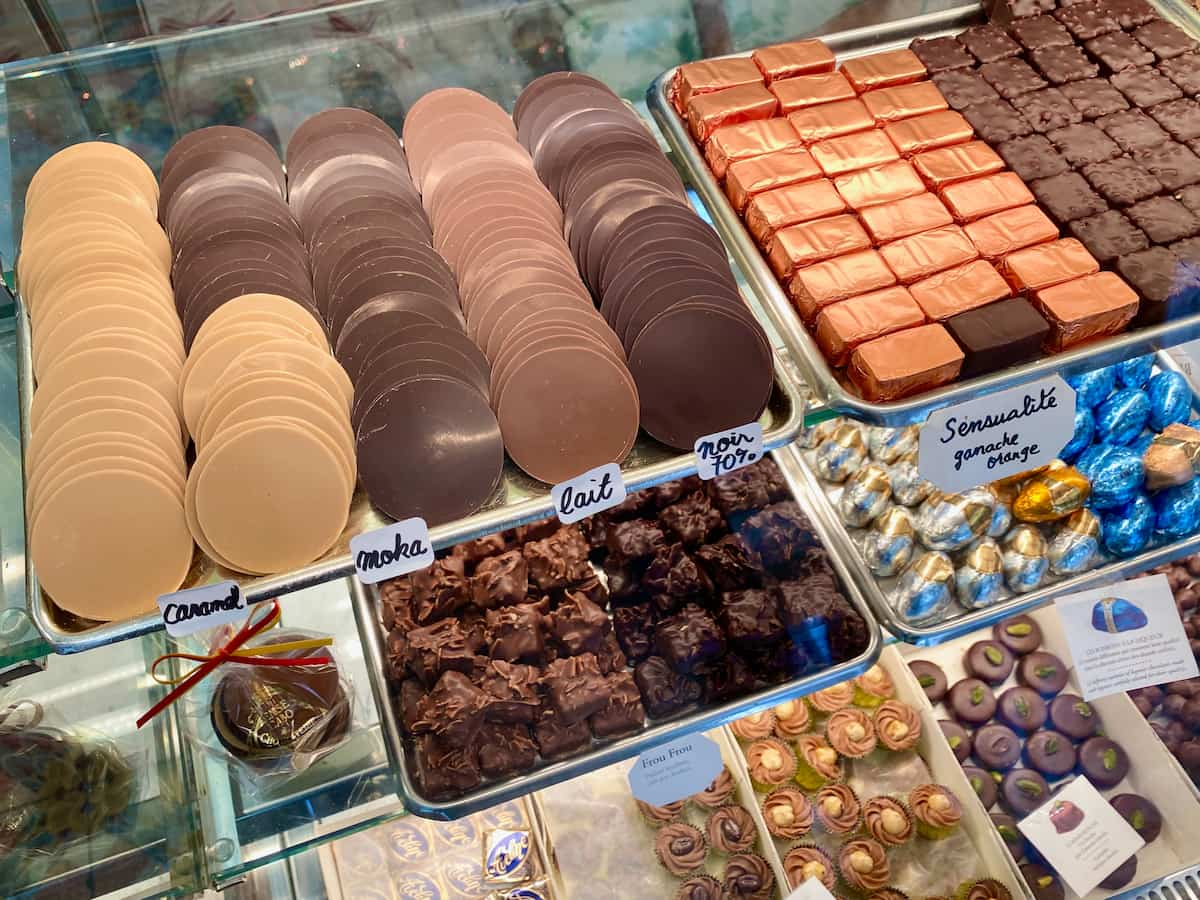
top-left (627, 733), bottom-right (723, 806)
top-left (785, 880), bottom-right (838, 900)
top-left (1018, 777), bottom-right (1144, 897)
top-left (551, 462), bottom-right (626, 525)
top-left (695, 422), bottom-right (764, 480)
top-left (1056, 574), bottom-right (1199, 701)
top-left (351, 517), bottom-right (435, 584)
top-left (157, 580), bottom-right (245, 638)
top-left (918, 376), bottom-right (1076, 494)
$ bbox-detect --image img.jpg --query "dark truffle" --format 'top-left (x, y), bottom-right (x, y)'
top-left (705, 466), bottom-right (770, 516)
top-left (1016, 651), bottom-right (1069, 696)
top-left (659, 492), bottom-right (724, 545)
top-left (1086, 30), bottom-right (1156, 72)
top-left (738, 501), bottom-right (816, 570)
top-left (997, 134), bottom-right (1070, 180)
top-left (701, 651), bottom-right (757, 703)
top-left (1048, 693), bottom-right (1099, 740)
top-left (939, 718), bottom-right (972, 762)
top-left (912, 36), bottom-right (976, 72)
top-left (589, 671), bottom-right (646, 737)
top-left (1136, 141), bottom-right (1200, 190)
top-left (1021, 863), bottom-right (1065, 900)
top-left (612, 603), bottom-right (654, 662)
top-left (980, 58), bottom-right (1049, 98)
top-left (910, 659), bottom-right (948, 702)
top-left (655, 603), bottom-right (725, 673)
top-left (470, 549), bottom-right (528, 609)
top-left (975, 723), bottom-right (1023, 770)
top-left (991, 614), bottom-right (1043, 654)
top-left (992, 812), bottom-right (1025, 862)
top-left (962, 101), bottom-right (1034, 143)
top-left (1030, 45), bottom-right (1100, 83)
top-left (1134, 19), bottom-right (1197, 60)
top-left (1110, 793), bottom-right (1163, 843)
top-left (1149, 97), bottom-right (1200, 141)
top-left (414, 734), bottom-right (482, 799)
top-left (933, 70), bottom-right (1003, 110)
top-left (476, 723), bottom-right (538, 778)
top-left (1011, 16), bottom-right (1074, 51)
top-left (694, 534), bottom-right (763, 591)
top-left (1061, 77), bottom-right (1131, 119)
top-left (965, 639), bottom-right (1016, 685)
top-left (718, 589), bottom-right (785, 648)
top-left (1000, 768), bottom-right (1050, 816)
top-left (534, 703), bottom-right (591, 759)
top-left (997, 686), bottom-right (1049, 733)
top-left (1031, 171), bottom-right (1108, 223)
top-left (1055, 2), bottom-right (1120, 40)
top-left (1025, 729), bottom-right (1078, 776)
top-left (959, 24), bottom-right (1023, 63)
top-left (1097, 107), bottom-right (1171, 152)
top-left (605, 518), bottom-right (667, 564)
top-left (1047, 121), bottom-right (1122, 165)
top-left (1127, 194), bottom-right (1200, 242)
top-left (963, 765), bottom-right (999, 809)
top-left (1112, 65), bottom-right (1184, 107)
top-left (1069, 210), bottom-right (1150, 262)
top-left (634, 655), bottom-right (702, 717)
top-left (486, 603), bottom-right (546, 663)
top-left (1078, 735), bottom-right (1130, 787)
top-left (1080, 154), bottom-right (1163, 205)
top-left (643, 543), bottom-right (712, 612)
top-left (1012, 88), bottom-right (1085, 131)
top-left (948, 677), bottom-right (998, 725)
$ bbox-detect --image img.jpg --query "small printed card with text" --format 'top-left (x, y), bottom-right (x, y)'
top-left (157, 580), bottom-right (245, 638)
top-left (1018, 777), bottom-right (1144, 897)
top-left (694, 422), bottom-right (764, 480)
top-left (350, 517), bottom-right (435, 584)
top-left (1056, 574), bottom-right (1198, 701)
top-left (551, 462), bottom-right (626, 525)
top-left (627, 733), bottom-right (723, 806)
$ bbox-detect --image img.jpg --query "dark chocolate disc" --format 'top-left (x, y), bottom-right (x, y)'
top-left (361, 324), bottom-right (490, 395)
top-left (513, 71), bottom-right (617, 130)
top-left (352, 341), bottom-right (489, 429)
top-left (159, 148), bottom-right (281, 222)
top-left (165, 172), bottom-right (283, 237)
top-left (518, 90), bottom-right (628, 154)
top-left (542, 127), bottom-right (664, 203)
top-left (328, 270), bottom-right (454, 344)
top-left (335, 301), bottom-right (456, 382)
top-left (603, 257), bottom-right (735, 331)
top-left (286, 107), bottom-right (398, 171)
top-left (162, 125), bottom-right (285, 195)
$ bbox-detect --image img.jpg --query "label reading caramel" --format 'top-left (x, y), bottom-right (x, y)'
top-left (918, 375), bottom-right (1075, 493)
top-left (695, 422), bottom-right (764, 480)
top-left (628, 732), bottom-right (723, 806)
top-left (351, 517), bottom-right (435, 584)
top-left (157, 580), bottom-right (245, 638)
top-left (551, 462), bottom-right (626, 524)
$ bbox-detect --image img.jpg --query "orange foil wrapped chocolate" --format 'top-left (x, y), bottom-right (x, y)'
top-left (687, 84), bottom-right (778, 142)
top-left (834, 160), bottom-right (926, 209)
top-left (879, 224), bottom-right (980, 283)
top-left (840, 49), bottom-right (927, 93)
top-left (940, 171), bottom-right (1035, 223)
top-left (674, 58), bottom-right (764, 111)
top-left (848, 323), bottom-right (963, 401)
top-left (767, 215), bottom-right (872, 277)
top-left (859, 192), bottom-right (953, 243)
top-left (787, 99), bottom-right (875, 144)
top-left (705, 118), bottom-right (804, 180)
top-left (753, 40), bottom-right (836, 82)
top-left (863, 81), bottom-right (949, 123)
top-left (884, 110), bottom-right (974, 157)
top-left (771, 72), bottom-right (857, 113)
top-left (746, 179), bottom-right (846, 245)
top-left (1033, 272), bottom-right (1139, 351)
top-left (814, 286), bottom-right (926, 365)
top-left (912, 141), bottom-right (1005, 190)
top-left (811, 129), bottom-right (901, 177)
top-left (909, 259), bottom-right (1011, 320)
top-left (789, 249), bottom-right (897, 322)
top-left (965, 205), bottom-right (1059, 259)
top-left (1002, 238), bottom-right (1099, 292)
top-left (725, 148), bottom-right (821, 212)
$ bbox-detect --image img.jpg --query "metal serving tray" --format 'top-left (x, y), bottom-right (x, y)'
top-left (647, 2), bottom-right (1200, 427)
top-left (350, 449), bottom-right (883, 820)
top-left (781, 350), bottom-right (1200, 645)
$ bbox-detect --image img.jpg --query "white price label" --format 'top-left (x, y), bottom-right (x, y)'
top-left (918, 375), bottom-right (1076, 493)
top-left (694, 422), bottom-right (764, 480)
top-left (551, 463), bottom-right (626, 524)
top-left (350, 517), bottom-right (435, 584)
top-left (157, 580), bottom-right (245, 638)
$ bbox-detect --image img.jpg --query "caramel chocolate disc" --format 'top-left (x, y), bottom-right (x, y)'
top-left (27, 435), bottom-right (184, 516)
top-left (195, 371), bottom-right (346, 454)
top-left (31, 453), bottom-right (184, 530)
top-left (193, 293), bottom-right (326, 350)
top-left (28, 141), bottom-right (158, 211)
top-left (34, 303), bottom-right (184, 380)
top-left (36, 345), bottom-right (181, 425)
top-left (28, 399), bottom-right (182, 469)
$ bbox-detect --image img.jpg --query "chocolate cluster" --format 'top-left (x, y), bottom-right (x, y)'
top-left (378, 459), bottom-right (869, 800)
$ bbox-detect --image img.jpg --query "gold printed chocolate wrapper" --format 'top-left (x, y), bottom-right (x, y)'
top-left (1047, 508), bottom-right (1101, 576)
top-left (839, 462), bottom-right (892, 527)
top-left (1002, 524), bottom-right (1049, 593)
top-left (1012, 466), bottom-right (1091, 522)
top-left (1143, 423), bottom-right (1200, 490)
top-left (861, 505), bottom-right (916, 576)
top-left (814, 423), bottom-right (867, 482)
top-left (914, 487), bottom-right (996, 551)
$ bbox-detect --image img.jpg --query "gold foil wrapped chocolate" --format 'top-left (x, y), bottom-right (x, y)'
top-left (1143, 423), bottom-right (1200, 490)
top-left (1012, 465), bottom-right (1091, 522)
top-left (890, 450), bottom-right (935, 507)
top-left (861, 506), bottom-right (915, 577)
top-left (800, 418), bottom-right (840, 449)
top-left (814, 422), bottom-right (867, 482)
top-left (914, 487), bottom-right (995, 551)
top-left (1047, 508), bottom-right (1101, 576)
top-left (956, 538), bottom-right (1005, 609)
top-left (838, 462), bottom-right (892, 527)
top-left (868, 425), bottom-right (918, 464)
top-left (1002, 525), bottom-right (1049, 593)
top-left (891, 550), bottom-right (955, 624)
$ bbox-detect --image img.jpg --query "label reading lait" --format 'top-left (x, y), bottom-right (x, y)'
top-left (918, 375), bottom-right (1076, 494)
top-left (551, 462), bottom-right (626, 524)
top-left (157, 580), bottom-right (244, 638)
top-left (1018, 777), bottom-right (1144, 897)
top-left (1056, 574), bottom-right (1199, 701)
top-left (350, 517), bottom-right (435, 584)
top-left (627, 733), bottom-right (723, 806)
top-left (695, 422), bottom-right (764, 480)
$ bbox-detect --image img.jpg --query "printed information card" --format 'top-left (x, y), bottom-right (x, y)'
top-left (785, 879), bottom-right (838, 900)
top-left (1056, 574), bottom-right (1199, 701)
top-left (694, 422), bottom-right (764, 480)
top-left (627, 733), bottom-right (723, 807)
top-left (551, 462), bottom-right (627, 524)
top-left (1018, 777), bottom-right (1144, 897)
top-left (351, 517), bottom-right (435, 584)
top-left (918, 375), bottom-right (1076, 493)
top-left (157, 580), bottom-right (244, 637)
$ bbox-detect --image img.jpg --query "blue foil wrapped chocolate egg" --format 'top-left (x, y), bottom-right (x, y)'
top-left (1095, 388), bottom-right (1150, 446)
top-left (890, 450), bottom-right (935, 507)
top-left (1076, 445), bottom-right (1144, 509)
top-left (914, 488), bottom-right (996, 551)
top-left (955, 538), bottom-right (1006, 609)
top-left (1101, 494), bottom-right (1153, 558)
top-left (1154, 477), bottom-right (1200, 539)
top-left (1147, 371), bottom-right (1192, 431)
top-left (1067, 367), bottom-right (1116, 408)
top-left (1059, 407), bottom-right (1095, 463)
top-left (868, 425), bottom-right (918, 464)
top-left (1116, 354), bottom-right (1155, 388)
top-left (1002, 525), bottom-right (1049, 594)
top-left (891, 551), bottom-right (955, 624)
top-left (1048, 509), bottom-right (1101, 575)
top-left (814, 423), bottom-right (867, 482)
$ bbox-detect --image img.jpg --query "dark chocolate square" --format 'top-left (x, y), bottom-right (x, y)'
top-left (1096, 108), bottom-right (1171, 151)
top-left (1179, 184), bottom-right (1200, 216)
top-left (992, 0), bottom-right (1056, 24)
top-left (654, 603), bottom-right (725, 674)
top-left (997, 134), bottom-right (1072, 180)
top-left (1047, 122), bottom-right (1123, 165)
top-left (1060, 78), bottom-right (1132, 118)
top-left (1134, 20), bottom-right (1198, 60)
top-left (1171, 236), bottom-right (1200, 262)
top-left (544, 652), bottom-right (610, 724)
top-left (1068, 210), bottom-right (1151, 261)
top-left (959, 24), bottom-right (1023, 63)
top-left (1011, 15), bottom-right (1075, 50)
top-left (534, 704), bottom-right (591, 758)
top-left (1031, 171), bottom-right (1110, 223)
top-left (911, 36), bottom-right (976, 72)
top-left (1106, 0), bottom-right (1160, 29)
top-left (659, 492), bottom-right (723, 545)
top-left (1149, 97), bottom-right (1200, 141)
top-left (933, 69), bottom-right (1003, 110)
top-left (476, 723), bottom-right (537, 777)
top-left (1012, 87), bottom-right (1085, 131)
top-left (633, 656), bottom-right (701, 718)
top-left (1080, 155), bottom-right (1164, 205)
top-left (1127, 195), bottom-right (1200, 242)
top-left (1030, 45), bottom-right (1101, 83)
top-left (944, 297), bottom-right (1051, 377)
top-left (1112, 65), bottom-right (1184, 106)
top-left (981, 58), bottom-right (1050, 98)
top-left (1055, 3), bottom-right (1121, 40)
top-left (962, 100), bottom-right (1034, 143)
top-left (589, 671), bottom-right (645, 738)
top-left (1117, 246), bottom-right (1179, 300)
top-left (717, 588), bottom-right (785, 648)
top-left (1085, 31), bottom-right (1156, 72)
top-left (1136, 141), bottom-right (1200, 189)
top-left (1161, 52), bottom-right (1200, 96)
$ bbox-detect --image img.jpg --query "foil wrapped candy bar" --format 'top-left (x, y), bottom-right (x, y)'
top-left (915, 487), bottom-right (996, 551)
top-left (1047, 509), bottom-right (1101, 576)
top-left (1148, 370), bottom-right (1192, 432)
top-left (1060, 407), bottom-right (1095, 463)
top-left (1116, 354), bottom-right (1154, 389)
top-left (861, 506), bottom-right (915, 576)
top-left (814, 422), bottom-right (867, 482)
top-left (1095, 388), bottom-right (1150, 446)
top-left (1155, 477), bottom-right (1200, 539)
top-left (1013, 465), bottom-right (1090, 522)
top-left (891, 550), bottom-right (955, 624)
top-left (1002, 524), bottom-right (1049, 593)
top-left (839, 462), bottom-right (892, 527)
top-left (1144, 423), bottom-right (1200, 490)
top-left (1076, 444), bottom-right (1144, 510)
top-left (1102, 493), bottom-right (1153, 558)
top-left (890, 450), bottom-right (935, 507)
top-left (868, 425), bottom-right (918, 463)
top-left (956, 538), bottom-right (1006, 609)
top-left (1067, 367), bottom-right (1116, 408)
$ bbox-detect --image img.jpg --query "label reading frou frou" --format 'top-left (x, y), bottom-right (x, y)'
top-left (157, 580), bottom-right (245, 638)
top-left (918, 375), bottom-right (1076, 494)
top-left (551, 462), bottom-right (627, 525)
top-left (627, 733), bottom-right (723, 806)
top-left (695, 422), bottom-right (764, 480)
top-left (350, 517), bottom-right (435, 584)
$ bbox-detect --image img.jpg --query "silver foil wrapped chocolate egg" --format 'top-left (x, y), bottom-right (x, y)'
top-left (891, 550), bottom-right (955, 624)
top-left (838, 462), bottom-right (892, 527)
top-left (889, 450), bottom-right (934, 507)
top-left (914, 487), bottom-right (996, 552)
top-left (1047, 509), bottom-right (1101, 576)
top-left (1002, 525), bottom-right (1049, 594)
top-left (860, 506), bottom-right (915, 577)
top-left (868, 425), bottom-right (917, 464)
top-left (813, 423), bottom-right (866, 482)
top-left (800, 418), bottom-right (840, 449)
top-left (1148, 370), bottom-right (1192, 432)
top-left (956, 538), bottom-right (1006, 609)
top-left (1102, 493), bottom-right (1153, 558)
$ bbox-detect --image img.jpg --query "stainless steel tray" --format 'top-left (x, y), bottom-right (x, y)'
top-left (350, 449), bottom-right (883, 820)
top-left (782, 350), bottom-right (1200, 645)
top-left (647, 2), bottom-right (1200, 427)
top-left (15, 290), bottom-right (805, 653)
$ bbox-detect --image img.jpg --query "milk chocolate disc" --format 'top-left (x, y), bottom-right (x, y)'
top-left (402, 88), bottom-right (514, 161)
top-left (470, 285), bottom-right (593, 349)
top-left (491, 329), bottom-right (624, 408)
top-left (464, 257), bottom-right (591, 319)
top-left (457, 233), bottom-right (577, 295)
top-left (487, 303), bottom-right (624, 365)
top-left (427, 170), bottom-right (561, 231)
top-left (419, 139), bottom-right (536, 200)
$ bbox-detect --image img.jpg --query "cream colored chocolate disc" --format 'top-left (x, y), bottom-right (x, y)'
top-left (210, 340), bottom-right (353, 413)
top-left (28, 430), bottom-right (185, 502)
top-left (194, 371), bottom-right (346, 451)
top-left (18, 228), bottom-right (160, 294)
top-left (31, 453), bottom-right (185, 530)
top-left (183, 463), bottom-right (244, 573)
top-left (33, 345), bottom-right (182, 426)
top-left (27, 262), bottom-right (173, 317)
top-left (192, 293), bottom-right (327, 350)
top-left (26, 142), bottom-right (159, 212)
top-left (34, 304), bottom-right (185, 379)
top-left (32, 275), bottom-right (176, 329)
top-left (25, 243), bottom-right (165, 309)
top-left (23, 207), bottom-right (170, 276)
top-left (28, 396), bottom-right (183, 466)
